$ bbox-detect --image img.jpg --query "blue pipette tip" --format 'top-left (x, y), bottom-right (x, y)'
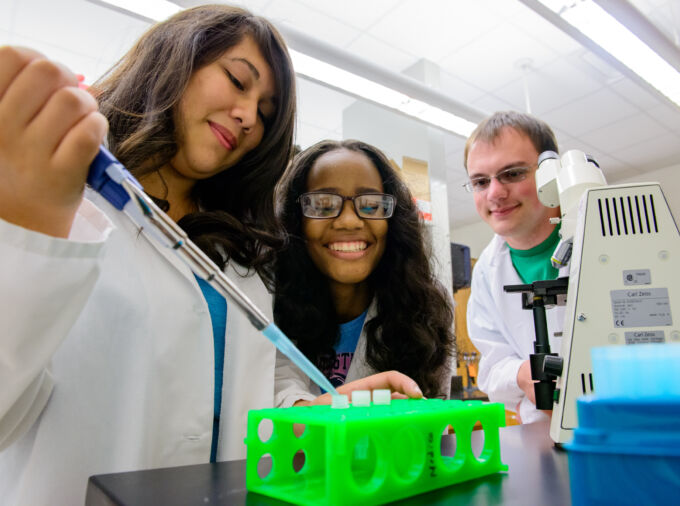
top-left (262, 323), bottom-right (340, 397)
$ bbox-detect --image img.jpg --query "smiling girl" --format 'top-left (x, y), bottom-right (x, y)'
top-left (274, 140), bottom-right (455, 406)
top-left (0, 5), bottom-right (295, 505)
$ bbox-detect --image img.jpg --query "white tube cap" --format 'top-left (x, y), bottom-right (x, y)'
top-left (331, 394), bottom-right (349, 409)
top-left (372, 389), bottom-right (391, 405)
top-left (352, 390), bottom-right (371, 407)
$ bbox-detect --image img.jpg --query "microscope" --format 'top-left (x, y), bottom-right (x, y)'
top-left (505, 150), bottom-right (680, 443)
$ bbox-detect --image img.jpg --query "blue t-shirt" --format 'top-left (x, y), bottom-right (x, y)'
top-left (328, 310), bottom-right (368, 388)
top-left (194, 275), bottom-right (227, 463)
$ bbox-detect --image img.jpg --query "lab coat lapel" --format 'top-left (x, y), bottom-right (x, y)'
top-left (488, 235), bottom-right (536, 357)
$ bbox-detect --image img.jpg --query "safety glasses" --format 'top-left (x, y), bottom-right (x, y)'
top-left (298, 192), bottom-right (396, 219)
top-left (463, 166), bottom-right (532, 193)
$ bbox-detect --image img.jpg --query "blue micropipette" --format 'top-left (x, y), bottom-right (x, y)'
top-left (88, 146), bottom-right (339, 397)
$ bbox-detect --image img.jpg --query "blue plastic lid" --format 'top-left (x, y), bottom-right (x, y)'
top-left (576, 396), bottom-right (680, 431)
top-left (591, 343), bottom-right (680, 398)
top-left (567, 397), bottom-right (680, 456)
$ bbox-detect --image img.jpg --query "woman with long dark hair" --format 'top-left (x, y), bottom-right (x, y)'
top-left (92, 4), bottom-right (297, 277)
top-left (0, 5), bottom-right (295, 504)
top-left (274, 139), bottom-right (455, 406)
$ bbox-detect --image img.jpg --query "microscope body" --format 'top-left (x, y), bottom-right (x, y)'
top-left (549, 181), bottom-right (680, 443)
top-left (526, 150), bottom-right (680, 443)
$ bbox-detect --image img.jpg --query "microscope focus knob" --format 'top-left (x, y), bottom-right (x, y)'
top-left (543, 355), bottom-right (564, 376)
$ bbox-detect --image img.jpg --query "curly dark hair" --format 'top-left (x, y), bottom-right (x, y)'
top-left (274, 140), bottom-right (455, 398)
top-left (91, 5), bottom-right (296, 283)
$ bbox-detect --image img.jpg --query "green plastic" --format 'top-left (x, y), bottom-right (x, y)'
top-left (245, 398), bottom-right (507, 505)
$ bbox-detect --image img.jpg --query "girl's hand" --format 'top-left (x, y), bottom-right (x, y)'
top-left (295, 370), bottom-right (424, 407)
top-left (0, 46), bottom-right (108, 237)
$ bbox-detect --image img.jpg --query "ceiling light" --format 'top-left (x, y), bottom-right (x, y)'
top-left (534, 0), bottom-right (680, 107)
top-left (93, 0), bottom-right (181, 22)
top-left (94, 0), bottom-right (482, 137)
top-left (289, 50), bottom-right (477, 137)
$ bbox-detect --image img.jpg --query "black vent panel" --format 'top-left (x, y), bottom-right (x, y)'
top-left (580, 372), bottom-right (594, 394)
top-left (597, 194), bottom-right (659, 237)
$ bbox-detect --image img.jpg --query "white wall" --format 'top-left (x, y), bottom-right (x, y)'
top-left (449, 220), bottom-right (493, 259)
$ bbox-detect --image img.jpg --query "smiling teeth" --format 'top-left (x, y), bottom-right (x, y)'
top-left (329, 241), bottom-right (367, 252)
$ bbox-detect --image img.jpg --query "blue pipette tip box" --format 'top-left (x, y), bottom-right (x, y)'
top-left (566, 344), bottom-right (680, 504)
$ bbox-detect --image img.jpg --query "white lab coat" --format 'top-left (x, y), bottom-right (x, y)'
top-left (0, 190), bottom-right (277, 506)
top-left (467, 234), bottom-right (565, 424)
top-left (274, 301), bottom-right (453, 406)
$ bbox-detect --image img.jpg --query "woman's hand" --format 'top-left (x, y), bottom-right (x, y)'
top-left (294, 370), bottom-right (424, 407)
top-left (0, 46), bottom-right (108, 237)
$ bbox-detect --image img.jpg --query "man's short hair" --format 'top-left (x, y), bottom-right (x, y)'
top-left (464, 111), bottom-right (558, 170)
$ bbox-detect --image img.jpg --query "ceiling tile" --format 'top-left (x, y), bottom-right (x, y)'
top-left (542, 88), bottom-right (640, 137)
top-left (368, 0), bottom-right (501, 62)
top-left (439, 71), bottom-right (487, 105)
top-left (293, 0), bottom-right (400, 31)
top-left (478, 79), bottom-right (527, 113)
top-left (438, 22), bottom-right (560, 94)
top-left (509, 7), bottom-right (584, 57)
top-left (263, 0), bottom-right (361, 47)
top-left (609, 78), bottom-right (665, 111)
top-left (566, 49), bottom-right (624, 86)
top-left (345, 34), bottom-right (418, 72)
top-left (578, 112), bottom-right (669, 153)
top-left (615, 132), bottom-right (680, 171)
top-left (586, 154), bottom-right (636, 180)
top-left (551, 128), bottom-right (576, 153)
top-left (629, 0), bottom-right (680, 45)
top-left (493, 58), bottom-right (604, 115)
top-left (646, 104), bottom-right (680, 134)
top-left (616, 133), bottom-right (680, 172)
top-left (566, 135), bottom-right (636, 171)
top-left (469, 93), bottom-right (514, 115)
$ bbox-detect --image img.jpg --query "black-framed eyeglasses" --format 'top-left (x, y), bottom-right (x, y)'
top-left (298, 192), bottom-right (396, 219)
top-left (463, 166), bottom-right (533, 193)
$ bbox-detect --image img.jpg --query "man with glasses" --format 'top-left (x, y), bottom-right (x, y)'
top-left (463, 111), bottom-right (564, 424)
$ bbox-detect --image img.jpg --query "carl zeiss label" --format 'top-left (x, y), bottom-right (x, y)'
top-left (610, 288), bottom-right (672, 328)
top-left (625, 331), bottom-right (665, 344)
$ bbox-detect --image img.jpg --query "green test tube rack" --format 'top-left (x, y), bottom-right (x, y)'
top-left (245, 396), bottom-right (507, 505)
